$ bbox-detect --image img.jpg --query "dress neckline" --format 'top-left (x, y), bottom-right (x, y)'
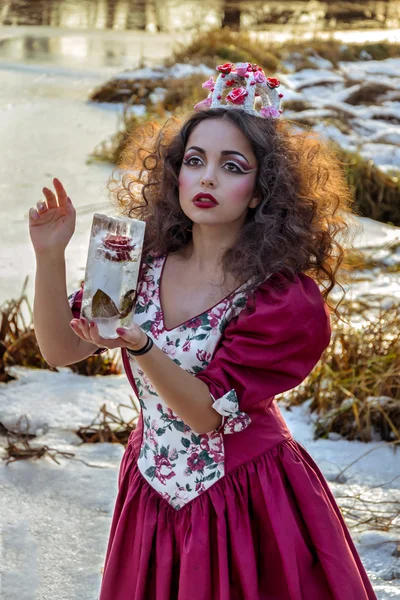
top-left (158, 254), bottom-right (249, 333)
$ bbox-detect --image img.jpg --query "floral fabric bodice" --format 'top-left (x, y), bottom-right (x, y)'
top-left (128, 252), bottom-right (252, 510)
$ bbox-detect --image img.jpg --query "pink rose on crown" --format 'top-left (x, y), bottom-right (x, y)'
top-left (226, 87), bottom-right (248, 105)
top-left (202, 77), bottom-right (215, 90)
top-left (260, 106), bottom-right (280, 119)
top-left (267, 77), bottom-right (280, 89)
top-left (235, 62), bottom-right (249, 77)
top-left (216, 63), bottom-right (233, 74)
top-left (194, 97), bottom-right (212, 111)
top-left (254, 70), bottom-right (267, 84)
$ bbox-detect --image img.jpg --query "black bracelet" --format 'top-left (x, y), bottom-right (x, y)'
top-left (126, 335), bottom-right (153, 357)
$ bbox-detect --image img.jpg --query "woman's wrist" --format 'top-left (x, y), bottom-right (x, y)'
top-left (127, 330), bottom-right (148, 352)
top-left (129, 331), bottom-right (148, 351)
top-left (126, 334), bottom-right (153, 357)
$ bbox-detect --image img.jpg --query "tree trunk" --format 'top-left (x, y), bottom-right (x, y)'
top-left (222, 0), bottom-right (241, 30)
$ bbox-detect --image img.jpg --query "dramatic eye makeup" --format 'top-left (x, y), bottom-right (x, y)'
top-left (183, 146), bottom-right (256, 173)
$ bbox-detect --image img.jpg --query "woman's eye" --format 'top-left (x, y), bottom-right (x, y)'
top-left (224, 162), bottom-right (243, 173)
top-left (184, 156), bottom-right (202, 166)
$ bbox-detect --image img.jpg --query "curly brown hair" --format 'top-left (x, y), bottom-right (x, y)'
top-left (109, 108), bottom-right (357, 314)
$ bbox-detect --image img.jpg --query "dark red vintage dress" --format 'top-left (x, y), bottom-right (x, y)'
top-left (70, 251), bottom-right (377, 600)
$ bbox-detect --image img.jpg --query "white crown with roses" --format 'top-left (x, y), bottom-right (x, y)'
top-left (194, 62), bottom-right (283, 119)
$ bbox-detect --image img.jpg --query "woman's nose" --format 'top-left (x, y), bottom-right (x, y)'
top-left (200, 173), bottom-right (216, 188)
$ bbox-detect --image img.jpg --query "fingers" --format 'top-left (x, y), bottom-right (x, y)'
top-left (29, 207), bottom-right (40, 221)
top-left (29, 178), bottom-right (72, 223)
top-left (43, 186), bottom-right (58, 210)
top-left (69, 318), bottom-right (92, 343)
top-left (70, 318), bottom-right (115, 349)
top-left (117, 325), bottom-right (147, 348)
top-left (53, 177), bottom-right (68, 208)
top-left (34, 199), bottom-right (48, 217)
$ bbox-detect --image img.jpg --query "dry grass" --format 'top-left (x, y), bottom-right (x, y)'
top-left (2, 395), bottom-right (140, 466)
top-left (345, 241), bottom-right (400, 274)
top-left (89, 102), bottom-right (161, 164)
top-left (76, 396), bottom-right (139, 446)
top-left (1, 277), bottom-right (50, 382)
top-left (276, 39), bottom-right (400, 68)
top-left (89, 74), bottom-right (205, 163)
top-left (169, 29), bottom-right (400, 71)
top-left (2, 416), bottom-right (75, 466)
top-left (168, 28), bottom-right (279, 72)
top-left (0, 277), bottom-right (122, 381)
top-left (285, 297), bottom-right (400, 443)
top-left (90, 76), bottom-right (161, 104)
top-left (336, 147), bottom-right (400, 226)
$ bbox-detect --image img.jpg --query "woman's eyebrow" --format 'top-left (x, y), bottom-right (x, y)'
top-left (186, 146), bottom-right (250, 165)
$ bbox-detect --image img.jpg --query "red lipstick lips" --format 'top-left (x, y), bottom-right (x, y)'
top-left (192, 193), bottom-right (218, 208)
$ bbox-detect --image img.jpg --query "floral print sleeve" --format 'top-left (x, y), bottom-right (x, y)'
top-left (211, 389), bottom-right (252, 435)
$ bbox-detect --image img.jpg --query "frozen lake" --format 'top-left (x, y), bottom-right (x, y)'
top-left (0, 20), bottom-right (399, 308)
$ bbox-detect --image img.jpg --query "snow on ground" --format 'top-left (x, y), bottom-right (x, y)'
top-left (0, 65), bottom-right (117, 310)
top-left (339, 58), bottom-right (400, 81)
top-left (1, 366), bottom-right (399, 599)
top-left (280, 56), bottom-right (400, 171)
top-left (1, 211), bottom-right (399, 599)
top-left (0, 25), bottom-right (399, 600)
top-left (114, 63), bottom-right (213, 81)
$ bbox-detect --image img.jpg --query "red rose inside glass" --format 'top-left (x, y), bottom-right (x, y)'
top-left (102, 234), bottom-right (135, 262)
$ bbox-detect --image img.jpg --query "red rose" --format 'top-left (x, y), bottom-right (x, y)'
top-left (187, 453), bottom-right (206, 472)
top-left (103, 234), bottom-right (135, 261)
top-left (216, 63), bottom-right (233, 74)
top-left (225, 79), bottom-right (235, 87)
top-left (196, 349), bottom-right (208, 362)
top-left (267, 77), bottom-right (280, 89)
top-left (226, 87), bottom-right (248, 105)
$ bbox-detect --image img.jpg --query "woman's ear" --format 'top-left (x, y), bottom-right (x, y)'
top-left (249, 194), bottom-right (261, 209)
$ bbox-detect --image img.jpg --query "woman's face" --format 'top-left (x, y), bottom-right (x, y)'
top-left (178, 118), bottom-right (260, 227)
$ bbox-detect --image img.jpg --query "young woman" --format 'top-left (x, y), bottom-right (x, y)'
top-left (29, 63), bottom-right (377, 600)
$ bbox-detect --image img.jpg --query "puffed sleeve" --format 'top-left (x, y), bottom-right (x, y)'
top-left (68, 285), bottom-right (107, 356)
top-left (195, 273), bottom-right (331, 435)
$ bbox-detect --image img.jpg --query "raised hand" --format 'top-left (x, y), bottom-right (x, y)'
top-left (29, 178), bottom-right (76, 255)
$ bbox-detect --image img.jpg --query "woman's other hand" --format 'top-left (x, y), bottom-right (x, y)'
top-left (29, 178), bottom-right (76, 256)
top-left (69, 318), bottom-right (148, 352)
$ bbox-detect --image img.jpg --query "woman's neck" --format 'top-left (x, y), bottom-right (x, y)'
top-left (183, 223), bottom-right (239, 272)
